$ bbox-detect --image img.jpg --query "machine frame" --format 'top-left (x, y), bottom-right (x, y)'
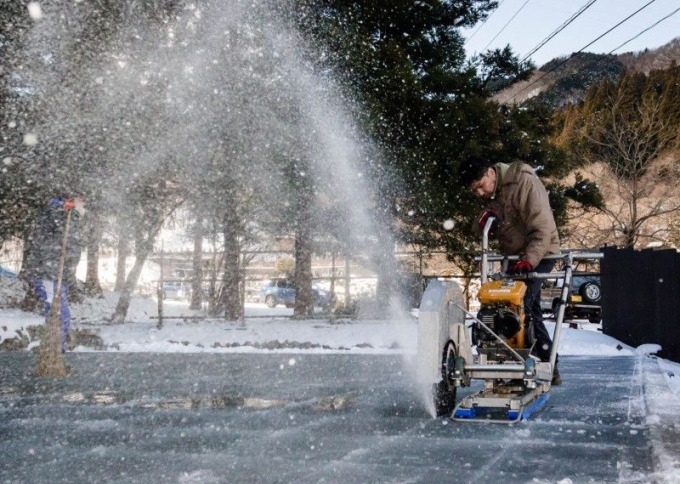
top-left (417, 218), bottom-right (603, 423)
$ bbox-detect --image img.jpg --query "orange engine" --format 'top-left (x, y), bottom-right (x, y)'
top-left (475, 279), bottom-right (528, 350)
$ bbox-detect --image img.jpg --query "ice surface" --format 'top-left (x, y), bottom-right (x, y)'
top-left (1, 287), bottom-right (679, 482)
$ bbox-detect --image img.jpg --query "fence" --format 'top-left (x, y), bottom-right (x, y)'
top-left (601, 246), bottom-right (680, 363)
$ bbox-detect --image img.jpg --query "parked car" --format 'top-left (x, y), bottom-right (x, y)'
top-left (542, 275), bottom-right (602, 324)
top-left (162, 282), bottom-right (185, 300)
top-left (259, 279), bottom-right (331, 309)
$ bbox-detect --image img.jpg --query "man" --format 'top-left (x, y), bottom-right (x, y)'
top-left (459, 156), bottom-right (562, 385)
top-left (26, 194), bottom-right (85, 353)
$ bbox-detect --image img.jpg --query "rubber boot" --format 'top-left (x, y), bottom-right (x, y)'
top-left (551, 366), bottom-right (562, 386)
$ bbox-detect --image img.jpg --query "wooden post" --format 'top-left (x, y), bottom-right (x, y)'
top-left (344, 254), bottom-right (351, 308)
top-left (330, 251), bottom-right (336, 306)
top-left (157, 245), bottom-right (164, 330)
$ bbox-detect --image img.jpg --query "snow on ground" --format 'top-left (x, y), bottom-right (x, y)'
top-left (2, 280), bottom-right (680, 401)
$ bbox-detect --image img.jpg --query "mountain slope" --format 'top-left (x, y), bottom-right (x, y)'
top-left (494, 37), bottom-right (680, 106)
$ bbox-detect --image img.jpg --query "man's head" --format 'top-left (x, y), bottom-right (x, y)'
top-left (72, 194), bottom-right (86, 215)
top-left (458, 156), bottom-right (497, 199)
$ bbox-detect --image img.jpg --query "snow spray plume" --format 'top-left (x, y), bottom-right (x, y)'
top-left (17, 0), bottom-right (388, 245)
top-left (18, 0), bottom-right (416, 355)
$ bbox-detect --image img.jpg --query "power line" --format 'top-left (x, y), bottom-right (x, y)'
top-left (575, 0), bottom-right (659, 55)
top-left (507, 0), bottom-right (659, 103)
top-left (465, 0), bottom-right (507, 45)
top-left (520, 0), bottom-right (600, 63)
top-left (608, 6), bottom-right (680, 54)
top-left (481, 0), bottom-right (532, 52)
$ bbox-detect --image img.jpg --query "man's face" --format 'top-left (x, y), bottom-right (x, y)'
top-left (73, 195), bottom-right (86, 215)
top-left (470, 167), bottom-right (496, 199)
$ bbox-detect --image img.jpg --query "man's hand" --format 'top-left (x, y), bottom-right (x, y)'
top-left (478, 210), bottom-right (499, 232)
top-left (63, 199), bottom-right (75, 211)
top-left (509, 260), bottom-right (532, 274)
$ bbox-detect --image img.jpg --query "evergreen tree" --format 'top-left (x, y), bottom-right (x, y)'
top-left (285, 0), bottom-right (540, 269)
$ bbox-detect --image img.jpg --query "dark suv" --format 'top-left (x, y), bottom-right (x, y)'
top-left (543, 275), bottom-right (602, 324)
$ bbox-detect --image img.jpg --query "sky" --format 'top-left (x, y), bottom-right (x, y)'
top-left (463, 0), bottom-right (680, 67)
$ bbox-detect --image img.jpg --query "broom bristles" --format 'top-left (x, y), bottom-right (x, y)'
top-left (36, 295), bottom-right (68, 376)
top-left (35, 208), bottom-right (72, 377)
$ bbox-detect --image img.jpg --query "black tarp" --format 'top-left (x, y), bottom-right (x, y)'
top-left (601, 247), bottom-right (680, 362)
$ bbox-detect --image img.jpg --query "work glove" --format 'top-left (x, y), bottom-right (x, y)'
top-left (509, 259), bottom-right (532, 274)
top-left (478, 210), bottom-right (499, 232)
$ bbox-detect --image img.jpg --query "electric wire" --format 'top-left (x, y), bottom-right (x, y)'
top-left (608, 6), bottom-right (680, 54)
top-left (465, 0), bottom-right (507, 45)
top-left (506, 0), bottom-right (659, 103)
top-left (520, 0), bottom-right (600, 63)
top-left (481, 0), bottom-right (532, 52)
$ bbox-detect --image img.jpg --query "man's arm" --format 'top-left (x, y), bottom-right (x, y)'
top-left (515, 174), bottom-right (558, 268)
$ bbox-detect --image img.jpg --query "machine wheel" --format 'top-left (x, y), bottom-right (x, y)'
top-left (434, 341), bottom-right (458, 417)
top-left (579, 281), bottom-right (601, 304)
top-left (265, 295), bottom-right (277, 308)
top-left (433, 381), bottom-right (457, 417)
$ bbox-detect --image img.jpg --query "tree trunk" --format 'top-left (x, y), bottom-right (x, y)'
top-left (220, 214), bottom-right (243, 321)
top-left (294, 195), bottom-right (313, 316)
top-left (111, 237), bottom-right (154, 324)
top-left (114, 219), bottom-right (129, 291)
top-left (84, 210), bottom-right (103, 297)
top-left (20, 226), bottom-right (40, 312)
top-left (111, 211), bottom-right (163, 324)
top-left (375, 226), bottom-right (397, 313)
top-left (190, 217), bottom-right (204, 310)
top-left (375, 249), bottom-right (396, 312)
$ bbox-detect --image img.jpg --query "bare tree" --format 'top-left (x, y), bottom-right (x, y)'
top-left (111, 182), bottom-right (180, 324)
top-left (189, 216), bottom-right (204, 311)
top-left (573, 91), bottom-right (680, 248)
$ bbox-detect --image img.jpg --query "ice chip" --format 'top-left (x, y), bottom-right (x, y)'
top-left (27, 2), bottom-right (43, 20)
top-left (23, 133), bottom-right (39, 146)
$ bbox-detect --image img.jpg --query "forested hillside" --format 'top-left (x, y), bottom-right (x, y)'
top-left (550, 63), bottom-right (680, 250)
top-left (619, 38), bottom-right (680, 73)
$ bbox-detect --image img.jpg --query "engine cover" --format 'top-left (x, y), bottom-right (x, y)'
top-left (473, 279), bottom-right (529, 351)
top-left (478, 279), bottom-right (527, 306)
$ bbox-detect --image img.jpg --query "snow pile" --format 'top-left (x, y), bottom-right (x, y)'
top-left (0, 277), bottom-right (25, 309)
top-left (0, 308), bottom-right (43, 348)
top-left (549, 320), bottom-right (635, 357)
top-left (658, 357), bottom-right (680, 400)
top-left (70, 291), bottom-right (171, 324)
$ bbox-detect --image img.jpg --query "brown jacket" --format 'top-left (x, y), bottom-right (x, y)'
top-left (486, 161), bottom-right (560, 268)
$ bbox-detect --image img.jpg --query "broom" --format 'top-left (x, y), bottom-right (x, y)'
top-left (35, 207), bottom-right (72, 377)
